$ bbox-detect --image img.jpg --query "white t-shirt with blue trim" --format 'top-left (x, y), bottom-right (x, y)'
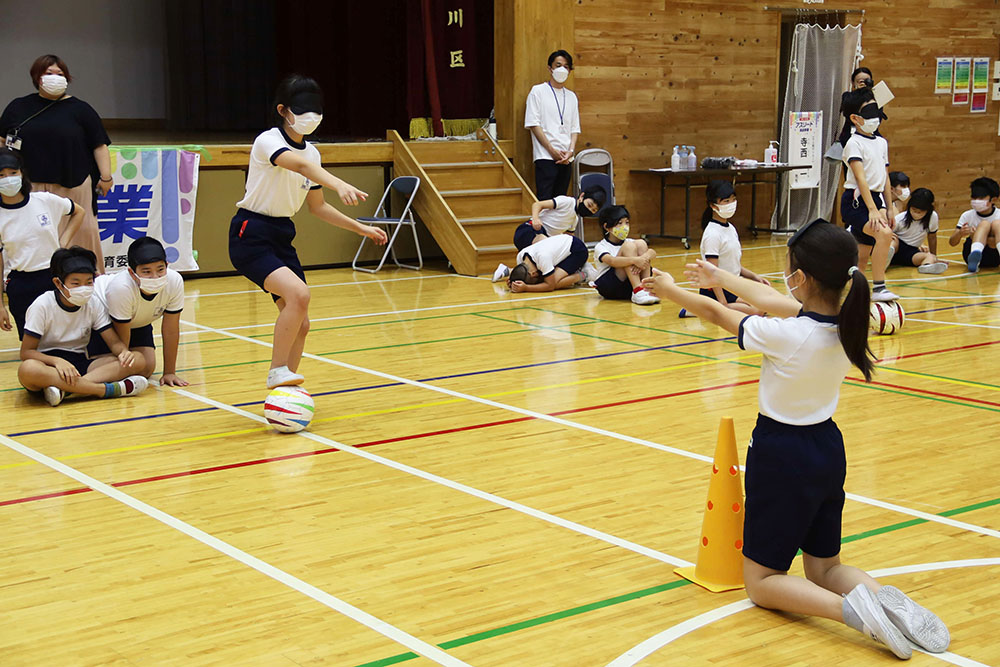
top-left (236, 127), bottom-right (322, 218)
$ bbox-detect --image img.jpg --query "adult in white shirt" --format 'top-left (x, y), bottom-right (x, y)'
top-left (524, 50), bottom-right (581, 199)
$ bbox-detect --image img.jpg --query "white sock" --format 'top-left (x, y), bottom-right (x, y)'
top-left (971, 241), bottom-right (985, 253)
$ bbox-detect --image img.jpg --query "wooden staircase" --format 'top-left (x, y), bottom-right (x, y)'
top-left (388, 130), bottom-right (536, 275)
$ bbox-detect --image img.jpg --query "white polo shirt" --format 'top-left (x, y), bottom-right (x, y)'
top-left (700, 220), bottom-right (742, 275)
top-left (739, 311), bottom-right (852, 425)
top-left (0, 192), bottom-right (73, 272)
top-left (538, 195), bottom-right (578, 234)
top-left (236, 127), bottom-right (322, 218)
top-left (94, 269), bottom-right (185, 329)
top-left (593, 238), bottom-right (623, 280)
top-left (524, 82), bottom-right (581, 162)
top-left (956, 206), bottom-right (1000, 232)
top-left (23, 291), bottom-right (111, 355)
top-left (517, 234), bottom-right (576, 277)
top-left (892, 210), bottom-right (939, 248)
top-left (843, 131), bottom-right (889, 193)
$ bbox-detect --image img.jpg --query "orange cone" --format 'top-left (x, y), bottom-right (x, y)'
top-left (674, 416), bottom-right (745, 592)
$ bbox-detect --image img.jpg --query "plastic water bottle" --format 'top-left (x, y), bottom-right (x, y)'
top-left (677, 146), bottom-right (689, 170)
top-left (687, 146), bottom-right (697, 170)
top-left (764, 141), bottom-right (778, 164)
top-left (671, 145), bottom-right (681, 171)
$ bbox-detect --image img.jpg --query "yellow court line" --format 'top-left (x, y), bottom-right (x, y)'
top-left (0, 353), bottom-right (762, 472)
top-left (896, 315), bottom-right (1000, 337)
top-left (877, 366), bottom-right (1000, 392)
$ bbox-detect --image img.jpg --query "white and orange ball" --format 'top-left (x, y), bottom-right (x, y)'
top-left (264, 386), bottom-right (315, 433)
top-left (870, 300), bottom-right (905, 335)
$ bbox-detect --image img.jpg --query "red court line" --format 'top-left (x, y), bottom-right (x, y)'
top-left (847, 376), bottom-right (1000, 409)
top-left (0, 380), bottom-right (756, 508)
top-left (878, 338), bottom-right (1000, 363)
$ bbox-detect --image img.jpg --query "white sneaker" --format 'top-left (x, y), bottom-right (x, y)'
top-left (917, 262), bottom-right (948, 274)
top-left (492, 263), bottom-right (510, 282)
top-left (631, 289), bottom-right (660, 305)
top-left (581, 262), bottom-right (600, 285)
top-left (872, 289), bottom-right (900, 302)
top-left (121, 375), bottom-right (149, 397)
top-left (267, 366), bottom-right (305, 389)
top-left (877, 585), bottom-right (949, 653)
top-left (845, 584), bottom-right (912, 659)
top-left (43, 386), bottom-right (64, 407)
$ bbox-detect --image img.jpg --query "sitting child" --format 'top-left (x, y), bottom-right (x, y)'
top-left (89, 237), bottom-right (188, 386)
top-left (953, 176), bottom-right (1000, 272)
top-left (493, 186), bottom-right (605, 281)
top-left (17, 247), bottom-right (147, 406)
top-left (507, 232), bottom-right (590, 293)
top-left (591, 205), bottom-right (659, 305)
top-left (888, 188), bottom-right (947, 274)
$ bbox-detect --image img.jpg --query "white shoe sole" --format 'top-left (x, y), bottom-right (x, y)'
top-left (43, 386), bottom-right (63, 407)
top-left (267, 374), bottom-right (305, 389)
top-left (491, 264), bottom-right (510, 283)
top-left (917, 262), bottom-right (947, 274)
top-left (878, 585), bottom-right (949, 653)
top-left (847, 585), bottom-right (912, 659)
top-left (872, 291), bottom-right (900, 302)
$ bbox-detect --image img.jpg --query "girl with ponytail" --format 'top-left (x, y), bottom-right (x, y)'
top-left (643, 219), bottom-right (948, 659)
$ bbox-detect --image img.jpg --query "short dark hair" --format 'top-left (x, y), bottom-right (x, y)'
top-left (971, 177), bottom-right (1000, 200)
top-left (547, 50), bottom-right (573, 70)
top-left (850, 67), bottom-right (873, 87)
top-left (128, 236), bottom-right (168, 270)
top-left (599, 205), bottom-right (630, 229)
top-left (889, 171), bottom-right (910, 188)
top-left (51, 246), bottom-right (96, 281)
top-left (582, 186), bottom-right (606, 208)
top-left (702, 180), bottom-right (736, 229)
top-left (30, 54), bottom-right (72, 90)
top-left (840, 86), bottom-right (876, 118)
top-left (272, 74), bottom-right (324, 127)
top-left (0, 147), bottom-right (32, 197)
top-left (509, 262), bottom-right (538, 285)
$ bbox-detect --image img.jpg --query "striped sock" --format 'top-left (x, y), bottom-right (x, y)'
top-left (873, 280), bottom-right (886, 292)
top-left (103, 378), bottom-right (135, 398)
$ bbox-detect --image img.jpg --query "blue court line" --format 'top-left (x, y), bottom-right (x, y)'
top-left (5, 297), bottom-right (998, 438)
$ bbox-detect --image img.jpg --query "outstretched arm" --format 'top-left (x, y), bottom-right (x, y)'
top-left (685, 259), bottom-right (800, 318)
top-left (642, 269), bottom-right (745, 336)
top-left (304, 189), bottom-right (387, 244)
top-left (274, 151), bottom-right (368, 206)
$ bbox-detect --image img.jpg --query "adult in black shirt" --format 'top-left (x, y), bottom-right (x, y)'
top-left (836, 67), bottom-right (887, 148)
top-left (0, 55), bottom-right (112, 270)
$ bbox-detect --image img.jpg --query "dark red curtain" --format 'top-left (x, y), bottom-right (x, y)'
top-left (406, 0), bottom-right (494, 134)
top-left (274, 1), bottom-right (410, 140)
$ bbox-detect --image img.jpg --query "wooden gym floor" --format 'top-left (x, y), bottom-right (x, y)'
top-left (1, 237), bottom-right (998, 666)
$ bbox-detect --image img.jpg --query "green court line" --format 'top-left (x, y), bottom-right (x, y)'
top-left (353, 495), bottom-right (1000, 667)
top-left (525, 306), bottom-right (728, 343)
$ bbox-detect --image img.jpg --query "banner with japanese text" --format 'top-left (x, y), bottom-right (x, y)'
top-left (788, 111), bottom-right (822, 190)
top-left (97, 147), bottom-right (200, 273)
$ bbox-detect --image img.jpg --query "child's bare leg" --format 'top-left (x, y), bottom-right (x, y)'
top-left (617, 239), bottom-right (651, 288)
top-left (552, 268), bottom-right (582, 290)
top-left (865, 221), bottom-right (893, 283)
top-left (967, 219), bottom-right (1000, 271)
top-left (19, 359), bottom-right (109, 396)
top-left (802, 553), bottom-right (880, 596)
top-left (744, 557), bottom-right (844, 622)
top-left (857, 241), bottom-right (873, 273)
top-left (84, 355), bottom-right (144, 383)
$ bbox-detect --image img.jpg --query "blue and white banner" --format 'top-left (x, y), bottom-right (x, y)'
top-left (97, 147), bottom-right (200, 273)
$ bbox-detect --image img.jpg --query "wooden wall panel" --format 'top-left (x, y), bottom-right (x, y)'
top-left (570, 0), bottom-right (1000, 242)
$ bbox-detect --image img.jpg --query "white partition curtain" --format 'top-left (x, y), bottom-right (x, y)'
top-left (771, 23), bottom-right (862, 230)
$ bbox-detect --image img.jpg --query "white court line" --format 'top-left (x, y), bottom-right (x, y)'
top-left (184, 272), bottom-right (460, 300)
top-left (888, 271), bottom-right (974, 283)
top-left (171, 387), bottom-right (692, 569)
top-left (655, 242), bottom-right (786, 260)
top-left (0, 432), bottom-right (473, 667)
top-left (909, 317), bottom-right (1000, 331)
top-left (178, 319), bottom-right (1000, 542)
top-left (604, 558), bottom-right (1000, 667)
top-left (896, 296), bottom-right (1000, 300)
top-left (843, 494), bottom-right (1000, 539)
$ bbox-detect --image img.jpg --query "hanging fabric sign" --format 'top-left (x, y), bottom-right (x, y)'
top-left (788, 111), bottom-right (822, 190)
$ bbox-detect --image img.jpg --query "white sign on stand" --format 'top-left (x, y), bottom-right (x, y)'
top-left (788, 111), bottom-right (822, 190)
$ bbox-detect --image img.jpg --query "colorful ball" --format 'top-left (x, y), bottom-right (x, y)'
top-left (264, 386), bottom-right (315, 433)
top-left (870, 300), bottom-right (905, 335)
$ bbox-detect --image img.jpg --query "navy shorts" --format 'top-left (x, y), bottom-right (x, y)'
top-left (743, 414), bottom-right (847, 572)
top-left (841, 190), bottom-right (884, 247)
top-left (87, 323), bottom-right (155, 357)
top-left (699, 287), bottom-right (739, 304)
top-left (963, 238), bottom-right (1000, 268)
top-left (890, 240), bottom-right (920, 267)
top-left (514, 221), bottom-right (548, 251)
top-left (229, 209), bottom-right (306, 299)
top-left (594, 268), bottom-right (633, 300)
top-left (5, 269), bottom-right (53, 340)
top-left (41, 349), bottom-right (93, 376)
top-left (555, 235), bottom-right (589, 276)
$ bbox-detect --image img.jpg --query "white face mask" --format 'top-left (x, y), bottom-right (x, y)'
top-left (551, 66), bottom-right (569, 83)
top-left (287, 111), bottom-right (322, 135)
top-left (40, 74), bottom-right (67, 97)
top-left (138, 274), bottom-right (169, 294)
top-left (610, 223), bottom-right (630, 241)
top-left (972, 198), bottom-right (992, 213)
top-left (897, 187), bottom-right (910, 201)
top-left (859, 117), bottom-right (880, 134)
top-left (714, 201), bottom-right (737, 219)
top-left (0, 175), bottom-right (21, 197)
top-left (63, 283), bottom-right (94, 307)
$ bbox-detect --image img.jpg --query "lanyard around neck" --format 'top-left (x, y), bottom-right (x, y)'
top-left (547, 83), bottom-right (566, 126)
